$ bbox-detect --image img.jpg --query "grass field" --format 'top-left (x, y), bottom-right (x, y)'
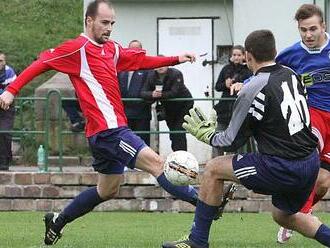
top-left (0, 211), bottom-right (328, 248)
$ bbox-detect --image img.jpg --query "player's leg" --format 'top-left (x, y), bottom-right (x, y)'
top-left (309, 107), bottom-right (330, 206)
top-left (44, 173), bottom-right (122, 245)
top-left (135, 146), bottom-right (198, 205)
top-left (277, 107), bottom-right (327, 243)
top-left (44, 128), bottom-right (130, 245)
top-left (314, 166), bottom-right (330, 203)
top-left (272, 207), bottom-right (330, 246)
top-left (162, 154), bottom-right (239, 248)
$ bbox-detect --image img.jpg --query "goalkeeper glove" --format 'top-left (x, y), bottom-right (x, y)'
top-left (182, 106), bottom-right (217, 145)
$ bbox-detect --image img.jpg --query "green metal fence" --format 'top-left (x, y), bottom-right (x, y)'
top-left (0, 93), bottom-right (255, 172)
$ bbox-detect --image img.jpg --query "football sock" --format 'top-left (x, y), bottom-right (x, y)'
top-left (157, 173), bottom-right (198, 205)
top-left (56, 187), bottom-right (105, 229)
top-left (315, 224), bottom-right (330, 246)
top-left (189, 200), bottom-right (218, 247)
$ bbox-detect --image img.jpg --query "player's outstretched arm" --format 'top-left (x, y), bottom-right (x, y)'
top-left (0, 91), bottom-right (15, 110)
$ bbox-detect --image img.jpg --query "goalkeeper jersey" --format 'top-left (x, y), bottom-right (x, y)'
top-left (212, 63), bottom-right (318, 159)
top-left (276, 34), bottom-right (330, 112)
top-left (6, 34), bottom-right (179, 137)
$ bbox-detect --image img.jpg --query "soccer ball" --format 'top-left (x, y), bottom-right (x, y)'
top-left (163, 151), bottom-right (199, 186)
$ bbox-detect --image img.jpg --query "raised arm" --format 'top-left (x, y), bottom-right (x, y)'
top-left (0, 60), bottom-right (50, 110)
top-left (116, 45), bottom-right (195, 72)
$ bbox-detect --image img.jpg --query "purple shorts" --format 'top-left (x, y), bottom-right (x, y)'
top-left (232, 150), bottom-right (319, 214)
top-left (88, 126), bottom-right (147, 174)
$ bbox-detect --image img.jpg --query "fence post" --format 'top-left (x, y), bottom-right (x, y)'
top-left (45, 90), bottom-right (63, 172)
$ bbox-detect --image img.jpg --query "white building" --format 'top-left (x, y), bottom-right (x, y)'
top-left (84, 0), bottom-right (328, 162)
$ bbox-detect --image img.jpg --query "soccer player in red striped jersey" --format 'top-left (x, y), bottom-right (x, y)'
top-left (0, 0), bottom-right (198, 245)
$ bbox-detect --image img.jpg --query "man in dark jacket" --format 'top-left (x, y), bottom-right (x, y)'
top-left (118, 40), bottom-right (152, 145)
top-left (0, 51), bottom-right (16, 170)
top-left (214, 45), bottom-right (252, 129)
top-left (141, 65), bottom-right (193, 151)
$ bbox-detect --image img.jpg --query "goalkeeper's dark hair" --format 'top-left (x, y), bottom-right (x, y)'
top-left (244, 30), bottom-right (276, 63)
top-left (295, 4), bottom-right (323, 23)
top-left (85, 0), bottom-right (113, 26)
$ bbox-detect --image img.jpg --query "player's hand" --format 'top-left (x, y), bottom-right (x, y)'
top-left (178, 52), bottom-right (196, 63)
top-left (230, 82), bottom-right (243, 95)
top-left (225, 78), bottom-right (234, 89)
top-left (152, 90), bottom-right (162, 98)
top-left (182, 106), bottom-right (217, 145)
top-left (0, 91), bottom-right (14, 110)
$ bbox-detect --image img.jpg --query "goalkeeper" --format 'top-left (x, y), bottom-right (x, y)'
top-left (162, 29), bottom-right (330, 248)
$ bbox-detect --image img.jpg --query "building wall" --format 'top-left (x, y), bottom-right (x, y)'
top-left (84, 0), bottom-right (233, 78)
top-left (103, 1), bottom-right (232, 55)
top-left (233, 0), bottom-right (313, 53)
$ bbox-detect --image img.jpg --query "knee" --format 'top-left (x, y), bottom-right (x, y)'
top-left (97, 184), bottom-right (120, 200)
top-left (272, 212), bottom-right (289, 228)
top-left (203, 161), bottom-right (219, 180)
top-left (272, 211), bottom-right (298, 230)
top-left (316, 168), bottom-right (330, 189)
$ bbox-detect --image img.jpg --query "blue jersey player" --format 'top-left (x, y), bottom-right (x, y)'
top-left (275, 4), bottom-right (330, 243)
top-left (162, 30), bottom-right (330, 248)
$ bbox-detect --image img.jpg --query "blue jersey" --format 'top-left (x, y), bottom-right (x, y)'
top-left (0, 65), bottom-right (16, 94)
top-left (276, 35), bottom-right (330, 112)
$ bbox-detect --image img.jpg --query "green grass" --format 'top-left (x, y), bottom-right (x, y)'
top-left (0, 211), bottom-right (327, 248)
top-left (0, 0), bottom-right (83, 96)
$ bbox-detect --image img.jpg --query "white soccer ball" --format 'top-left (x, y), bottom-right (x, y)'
top-left (163, 151), bottom-right (199, 186)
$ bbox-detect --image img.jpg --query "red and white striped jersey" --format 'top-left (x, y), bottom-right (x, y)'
top-left (7, 34), bottom-right (179, 137)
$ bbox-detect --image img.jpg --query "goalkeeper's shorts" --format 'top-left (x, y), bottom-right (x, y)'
top-left (232, 150), bottom-right (319, 214)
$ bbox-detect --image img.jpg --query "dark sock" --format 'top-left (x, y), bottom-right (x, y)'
top-left (189, 200), bottom-right (218, 247)
top-left (157, 173), bottom-right (198, 205)
top-left (55, 187), bottom-right (105, 229)
top-left (315, 224), bottom-right (330, 246)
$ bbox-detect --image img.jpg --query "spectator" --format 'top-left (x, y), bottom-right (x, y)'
top-left (118, 40), bottom-right (152, 145)
top-left (141, 65), bottom-right (193, 151)
top-left (0, 51), bottom-right (16, 170)
top-left (62, 95), bottom-right (85, 132)
top-left (214, 45), bottom-right (252, 130)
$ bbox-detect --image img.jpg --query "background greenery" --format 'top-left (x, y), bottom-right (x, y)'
top-left (0, 0), bottom-right (83, 96)
top-left (0, 1), bottom-right (86, 162)
top-left (0, 212), bottom-right (327, 248)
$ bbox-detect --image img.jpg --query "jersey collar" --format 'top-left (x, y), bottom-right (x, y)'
top-left (255, 63), bottom-right (280, 75)
top-left (80, 33), bottom-right (104, 47)
top-left (300, 32), bottom-right (329, 54)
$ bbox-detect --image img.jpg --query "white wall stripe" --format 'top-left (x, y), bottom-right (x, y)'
top-left (80, 46), bottom-right (118, 129)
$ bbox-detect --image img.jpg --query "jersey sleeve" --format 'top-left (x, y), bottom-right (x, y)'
top-left (39, 39), bottom-right (82, 75)
top-left (6, 39), bottom-right (83, 96)
top-left (211, 94), bottom-right (253, 151)
top-left (116, 45), bottom-right (179, 72)
top-left (211, 75), bottom-right (267, 150)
